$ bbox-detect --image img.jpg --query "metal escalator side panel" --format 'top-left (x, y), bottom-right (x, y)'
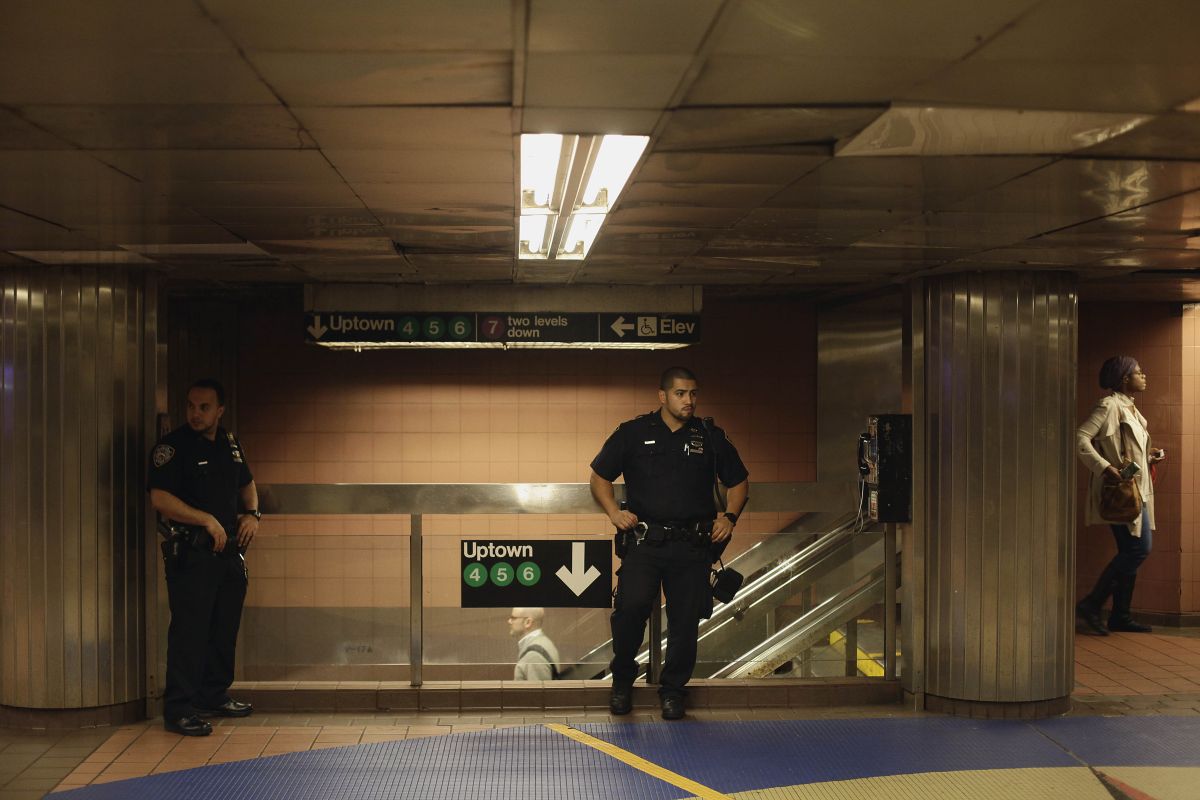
top-left (707, 568), bottom-right (886, 679)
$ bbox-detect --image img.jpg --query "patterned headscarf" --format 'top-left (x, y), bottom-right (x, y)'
top-left (1098, 355), bottom-right (1139, 392)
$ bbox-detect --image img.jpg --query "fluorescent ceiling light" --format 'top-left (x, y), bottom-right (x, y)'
top-left (520, 134), bottom-right (564, 211)
top-left (558, 213), bottom-right (604, 260)
top-left (519, 215), bottom-right (552, 259)
top-left (518, 133), bottom-right (648, 262)
top-left (581, 135), bottom-right (647, 210)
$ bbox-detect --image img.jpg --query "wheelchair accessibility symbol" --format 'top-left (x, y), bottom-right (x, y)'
top-left (637, 316), bottom-right (658, 336)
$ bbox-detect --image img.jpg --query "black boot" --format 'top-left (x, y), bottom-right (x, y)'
top-left (1108, 572), bottom-right (1152, 633)
top-left (1076, 563), bottom-right (1119, 636)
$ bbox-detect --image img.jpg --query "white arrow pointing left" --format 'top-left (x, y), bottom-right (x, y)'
top-left (556, 542), bottom-right (601, 596)
top-left (610, 316), bottom-right (634, 337)
top-left (307, 314), bottom-right (329, 339)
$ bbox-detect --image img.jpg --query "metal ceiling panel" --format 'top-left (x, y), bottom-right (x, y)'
top-left (685, 56), bottom-right (951, 105)
top-left (958, 0), bottom-right (1200, 65)
top-left (324, 150), bottom-right (513, 183)
top-left (621, 183), bottom-right (783, 208)
top-left (0, 51), bottom-right (276, 105)
top-left (520, 108), bottom-right (661, 135)
top-left (711, 0), bottom-right (1034, 58)
top-left (294, 107), bottom-right (512, 150)
top-left (203, 0), bottom-right (513, 52)
top-left (636, 152), bottom-right (827, 185)
top-left (254, 238), bottom-right (397, 256)
top-left (19, 105), bottom-right (315, 149)
top-left (524, 53), bottom-right (692, 109)
top-left (606, 206), bottom-right (748, 228)
top-left (253, 52), bottom-right (511, 106)
top-left (385, 226), bottom-right (513, 252)
top-left (778, 156), bottom-right (1051, 209)
top-left (0, 108), bottom-right (70, 149)
top-left (528, 0), bottom-right (722, 53)
top-left (354, 182), bottom-right (513, 210)
top-left (0, 0), bottom-right (232, 52)
top-left (657, 107), bottom-right (879, 150)
top-left (1081, 113), bottom-right (1200, 160)
top-left (588, 233), bottom-right (707, 258)
top-left (145, 181), bottom-right (362, 208)
top-left (96, 150), bottom-right (340, 183)
top-left (1089, 249), bottom-right (1200, 269)
top-left (836, 106), bottom-right (1150, 156)
top-left (904, 61), bottom-right (1200, 114)
top-left (0, 207), bottom-right (98, 251)
top-left (78, 224), bottom-right (243, 246)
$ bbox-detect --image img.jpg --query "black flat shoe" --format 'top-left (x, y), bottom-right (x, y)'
top-left (195, 699), bottom-right (254, 718)
top-left (609, 686), bottom-right (632, 716)
top-left (661, 695), bottom-right (685, 720)
top-left (165, 715), bottom-right (212, 736)
top-left (1075, 602), bottom-right (1109, 636)
top-left (1108, 618), bottom-right (1152, 633)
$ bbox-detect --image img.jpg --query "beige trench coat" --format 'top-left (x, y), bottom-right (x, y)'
top-left (1075, 393), bottom-right (1155, 534)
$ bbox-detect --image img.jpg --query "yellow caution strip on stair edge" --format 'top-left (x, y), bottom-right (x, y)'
top-left (544, 723), bottom-right (734, 800)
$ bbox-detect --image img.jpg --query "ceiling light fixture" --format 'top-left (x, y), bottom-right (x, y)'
top-left (518, 133), bottom-right (648, 261)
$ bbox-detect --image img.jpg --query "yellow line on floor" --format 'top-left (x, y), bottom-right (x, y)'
top-left (543, 723), bottom-right (734, 800)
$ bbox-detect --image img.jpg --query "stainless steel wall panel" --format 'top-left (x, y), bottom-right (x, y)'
top-left (921, 272), bottom-right (1076, 703)
top-left (0, 267), bottom-right (147, 710)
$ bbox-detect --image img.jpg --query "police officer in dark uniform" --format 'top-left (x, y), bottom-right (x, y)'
top-left (590, 366), bottom-right (749, 720)
top-left (149, 378), bottom-right (259, 736)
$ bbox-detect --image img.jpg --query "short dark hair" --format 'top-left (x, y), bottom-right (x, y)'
top-left (189, 378), bottom-right (227, 406)
top-left (1098, 356), bottom-right (1138, 392)
top-left (659, 366), bottom-right (697, 390)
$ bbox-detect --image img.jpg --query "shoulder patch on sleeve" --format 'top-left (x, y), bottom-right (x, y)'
top-left (152, 444), bottom-right (175, 468)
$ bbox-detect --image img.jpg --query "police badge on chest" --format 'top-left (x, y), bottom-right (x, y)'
top-left (684, 435), bottom-right (705, 456)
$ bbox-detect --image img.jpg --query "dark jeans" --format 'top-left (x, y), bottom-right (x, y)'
top-left (610, 539), bottom-right (711, 698)
top-left (1108, 509), bottom-right (1152, 576)
top-left (163, 550), bottom-right (248, 720)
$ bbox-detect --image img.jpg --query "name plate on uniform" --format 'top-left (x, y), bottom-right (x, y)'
top-left (460, 539), bottom-right (612, 608)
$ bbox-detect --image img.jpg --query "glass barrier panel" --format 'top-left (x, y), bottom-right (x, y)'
top-left (238, 514), bottom-right (411, 681)
top-left (422, 513), bottom-right (613, 681)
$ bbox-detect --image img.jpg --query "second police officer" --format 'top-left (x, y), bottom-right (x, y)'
top-left (149, 378), bottom-right (259, 736)
top-left (590, 366), bottom-right (749, 720)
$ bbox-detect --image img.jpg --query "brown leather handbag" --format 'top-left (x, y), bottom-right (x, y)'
top-left (1099, 425), bottom-right (1143, 523)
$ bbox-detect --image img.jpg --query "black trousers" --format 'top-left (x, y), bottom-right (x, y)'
top-left (163, 550), bottom-right (248, 720)
top-left (610, 539), bottom-right (711, 698)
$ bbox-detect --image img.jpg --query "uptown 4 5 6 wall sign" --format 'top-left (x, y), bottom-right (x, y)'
top-left (460, 539), bottom-right (612, 608)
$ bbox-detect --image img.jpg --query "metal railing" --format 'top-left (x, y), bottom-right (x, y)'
top-left (257, 480), bottom-right (887, 685)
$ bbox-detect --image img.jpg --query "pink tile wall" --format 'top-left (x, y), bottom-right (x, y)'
top-left (236, 298), bottom-right (818, 608)
top-left (1076, 303), bottom-right (1183, 614)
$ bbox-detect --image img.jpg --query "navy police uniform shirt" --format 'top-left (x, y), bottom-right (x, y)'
top-left (149, 425), bottom-right (253, 544)
top-left (591, 410), bottom-right (748, 524)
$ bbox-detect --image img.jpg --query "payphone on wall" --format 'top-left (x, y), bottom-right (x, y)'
top-left (858, 414), bottom-right (912, 523)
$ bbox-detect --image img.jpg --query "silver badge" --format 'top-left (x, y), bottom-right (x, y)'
top-left (152, 444), bottom-right (175, 468)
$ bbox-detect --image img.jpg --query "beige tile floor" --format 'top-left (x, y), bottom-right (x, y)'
top-left (1, 629), bottom-right (1198, 800)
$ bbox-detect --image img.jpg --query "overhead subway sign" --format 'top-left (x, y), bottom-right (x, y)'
top-left (305, 311), bottom-right (700, 349)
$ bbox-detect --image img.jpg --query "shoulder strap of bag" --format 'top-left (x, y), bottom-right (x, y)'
top-left (521, 644), bottom-right (559, 679)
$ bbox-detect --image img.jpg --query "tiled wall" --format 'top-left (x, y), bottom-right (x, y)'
top-left (1182, 306), bottom-right (1200, 614)
top-left (1076, 303), bottom-right (1184, 614)
top-left (234, 297), bottom-right (817, 616)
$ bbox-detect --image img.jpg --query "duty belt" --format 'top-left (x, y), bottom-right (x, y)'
top-left (632, 519), bottom-right (713, 547)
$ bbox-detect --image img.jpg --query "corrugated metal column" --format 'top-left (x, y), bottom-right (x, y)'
top-left (919, 272), bottom-right (1076, 716)
top-left (0, 267), bottom-right (148, 724)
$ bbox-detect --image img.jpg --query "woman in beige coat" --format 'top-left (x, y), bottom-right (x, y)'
top-left (1075, 356), bottom-right (1166, 635)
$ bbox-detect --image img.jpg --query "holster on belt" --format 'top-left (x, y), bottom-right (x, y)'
top-left (157, 520), bottom-right (207, 569)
